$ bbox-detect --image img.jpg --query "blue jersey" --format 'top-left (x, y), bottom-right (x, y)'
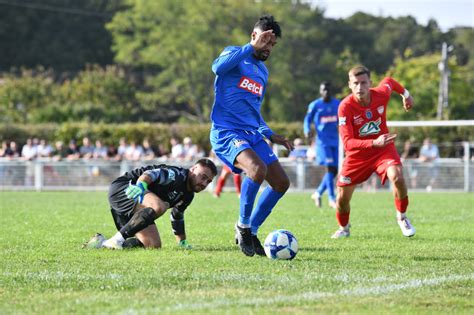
top-left (210, 43), bottom-right (273, 138)
top-left (304, 97), bottom-right (340, 147)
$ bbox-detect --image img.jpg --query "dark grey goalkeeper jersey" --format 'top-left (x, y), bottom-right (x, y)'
top-left (108, 164), bottom-right (194, 225)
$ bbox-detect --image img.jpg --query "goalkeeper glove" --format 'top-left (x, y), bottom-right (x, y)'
top-left (178, 239), bottom-right (192, 250)
top-left (125, 180), bottom-right (148, 203)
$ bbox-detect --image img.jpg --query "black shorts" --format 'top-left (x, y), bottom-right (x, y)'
top-left (108, 176), bottom-right (137, 230)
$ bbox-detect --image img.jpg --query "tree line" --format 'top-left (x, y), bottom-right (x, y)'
top-left (0, 0), bottom-right (472, 124)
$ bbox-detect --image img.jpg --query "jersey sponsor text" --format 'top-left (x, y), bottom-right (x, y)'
top-left (238, 77), bottom-right (263, 96)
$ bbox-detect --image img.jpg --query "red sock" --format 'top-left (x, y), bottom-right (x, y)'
top-left (336, 211), bottom-right (350, 227)
top-left (215, 177), bottom-right (225, 194)
top-left (395, 196), bottom-right (409, 213)
top-left (233, 175), bottom-right (242, 194)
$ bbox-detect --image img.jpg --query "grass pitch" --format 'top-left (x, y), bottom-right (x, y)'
top-left (0, 191), bottom-right (473, 314)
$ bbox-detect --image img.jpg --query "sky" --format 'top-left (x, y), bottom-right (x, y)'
top-left (313, 0), bottom-right (473, 31)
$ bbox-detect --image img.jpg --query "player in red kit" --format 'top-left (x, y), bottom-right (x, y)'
top-left (333, 65), bottom-right (416, 239)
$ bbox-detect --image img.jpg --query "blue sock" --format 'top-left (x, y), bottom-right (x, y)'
top-left (317, 173), bottom-right (329, 195)
top-left (239, 177), bottom-right (261, 226)
top-left (326, 172), bottom-right (336, 201)
top-left (250, 187), bottom-right (284, 235)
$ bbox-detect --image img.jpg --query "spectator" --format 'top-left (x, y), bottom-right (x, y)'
top-left (37, 139), bottom-right (53, 158)
top-left (182, 137), bottom-right (200, 161)
top-left (52, 141), bottom-right (67, 161)
top-left (93, 140), bottom-right (108, 159)
top-left (7, 141), bottom-right (20, 159)
top-left (107, 144), bottom-right (118, 159)
top-left (288, 138), bottom-right (307, 160)
top-left (66, 140), bottom-right (81, 160)
top-left (418, 137), bottom-right (440, 192)
top-left (0, 141), bottom-right (9, 157)
top-left (305, 139), bottom-right (316, 162)
top-left (80, 137), bottom-right (95, 159)
top-left (115, 137), bottom-right (129, 161)
top-left (125, 141), bottom-right (144, 161)
top-left (21, 138), bottom-right (37, 161)
top-left (142, 138), bottom-right (157, 160)
top-left (170, 137), bottom-right (185, 160)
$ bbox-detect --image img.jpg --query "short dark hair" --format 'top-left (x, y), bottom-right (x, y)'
top-left (321, 81), bottom-right (331, 88)
top-left (194, 158), bottom-right (218, 176)
top-left (348, 65), bottom-right (370, 78)
top-left (254, 15), bottom-right (281, 38)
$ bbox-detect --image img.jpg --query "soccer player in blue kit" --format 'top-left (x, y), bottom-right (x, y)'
top-left (209, 15), bottom-right (294, 257)
top-left (304, 82), bottom-right (340, 209)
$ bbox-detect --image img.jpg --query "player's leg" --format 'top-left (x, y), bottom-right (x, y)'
top-left (332, 184), bottom-right (356, 238)
top-left (134, 223), bottom-right (162, 248)
top-left (312, 144), bottom-right (328, 207)
top-left (233, 173), bottom-right (242, 196)
top-left (386, 165), bottom-right (415, 237)
top-left (210, 128), bottom-right (265, 256)
top-left (214, 166), bottom-right (230, 197)
top-left (326, 165), bottom-right (338, 209)
top-left (234, 148), bottom-right (267, 256)
top-left (104, 192), bottom-right (169, 249)
top-left (250, 159), bottom-right (289, 255)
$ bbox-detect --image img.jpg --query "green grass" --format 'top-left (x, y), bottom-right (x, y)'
top-left (0, 191), bottom-right (473, 314)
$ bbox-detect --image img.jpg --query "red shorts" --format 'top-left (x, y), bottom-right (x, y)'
top-left (337, 145), bottom-right (401, 187)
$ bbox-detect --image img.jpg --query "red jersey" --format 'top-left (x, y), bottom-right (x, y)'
top-left (338, 77), bottom-right (405, 160)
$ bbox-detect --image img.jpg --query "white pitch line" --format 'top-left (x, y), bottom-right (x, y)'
top-left (119, 273), bottom-right (473, 314)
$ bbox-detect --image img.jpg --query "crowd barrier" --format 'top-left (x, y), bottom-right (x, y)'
top-left (0, 158), bottom-right (472, 192)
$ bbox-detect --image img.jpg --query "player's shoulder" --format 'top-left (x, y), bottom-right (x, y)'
top-left (219, 46), bottom-right (240, 56)
top-left (339, 94), bottom-right (353, 107)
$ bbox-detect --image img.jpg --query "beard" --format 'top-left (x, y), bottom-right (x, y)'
top-left (255, 50), bottom-right (270, 61)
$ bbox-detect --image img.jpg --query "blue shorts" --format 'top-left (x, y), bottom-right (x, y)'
top-left (210, 127), bottom-right (278, 174)
top-left (316, 144), bottom-right (339, 167)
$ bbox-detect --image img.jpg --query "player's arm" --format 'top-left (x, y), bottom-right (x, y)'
top-left (125, 168), bottom-right (177, 202)
top-left (257, 116), bottom-right (274, 139)
top-left (170, 207), bottom-right (192, 249)
top-left (376, 77), bottom-right (414, 112)
top-left (212, 44), bottom-right (254, 75)
top-left (258, 115), bottom-right (294, 151)
top-left (303, 102), bottom-right (316, 139)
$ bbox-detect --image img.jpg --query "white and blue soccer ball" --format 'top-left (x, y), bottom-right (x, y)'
top-left (264, 229), bottom-right (298, 260)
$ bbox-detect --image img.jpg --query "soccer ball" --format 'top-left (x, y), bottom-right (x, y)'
top-left (263, 229), bottom-right (298, 260)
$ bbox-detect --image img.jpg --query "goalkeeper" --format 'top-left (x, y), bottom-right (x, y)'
top-left (84, 158), bottom-right (217, 249)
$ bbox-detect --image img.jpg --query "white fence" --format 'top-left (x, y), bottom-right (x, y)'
top-left (0, 157), bottom-right (472, 192)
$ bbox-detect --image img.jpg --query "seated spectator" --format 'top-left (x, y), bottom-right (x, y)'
top-left (288, 138), bottom-right (307, 160)
top-left (418, 137), bottom-right (440, 192)
top-left (21, 138), bottom-right (37, 161)
top-left (80, 137), bottom-right (95, 159)
top-left (93, 140), bottom-right (108, 159)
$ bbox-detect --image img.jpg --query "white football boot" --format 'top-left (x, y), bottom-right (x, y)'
top-left (311, 192), bottom-right (322, 208)
top-left (102, 238), bottom-right (123, 250)
top-left (398, 215), bottom-right (416, 237)
top-left (331, 224), bottom-right (350, 239)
